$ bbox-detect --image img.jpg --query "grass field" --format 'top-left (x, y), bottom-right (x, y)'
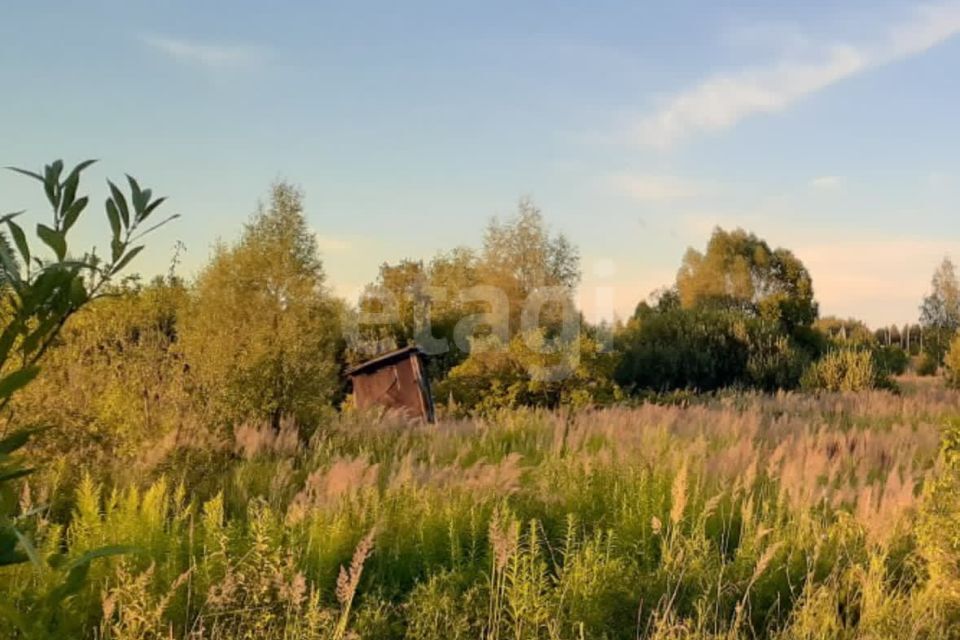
top-left (4, 381), bottom-right (960, 638)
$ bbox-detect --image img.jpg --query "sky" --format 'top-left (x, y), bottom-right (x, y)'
top-left (1, 1), bottom-right (958, 328)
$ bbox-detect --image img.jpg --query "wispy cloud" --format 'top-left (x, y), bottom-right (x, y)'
top-left (141, 35), bottom-right (268, 71)
top-left (315, 234), bottom-right (354, 254)
top-left (607, 173), bottom-right (705, 203)
top-left (631, 2), bottom-right (960, 149)
top-left (810, 175), bottom-right (843, 190)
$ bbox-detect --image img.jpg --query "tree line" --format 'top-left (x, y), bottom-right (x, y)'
top-left (6, 175), bottom-right (960, 471)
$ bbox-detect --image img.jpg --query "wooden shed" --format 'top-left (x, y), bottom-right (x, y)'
top-left (346, 346), bottom-right (435, 423)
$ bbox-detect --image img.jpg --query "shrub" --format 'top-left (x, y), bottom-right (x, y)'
top-left (614, 308), bottom-right (751, 392)
top-left (615, 307), bottom-right (810, 393)
top-left (875, 345), bottom-right (909, 376)
top-left (945, 334), bottom-right (960, 388)
top-left (435, 328), bottom-right (622, 415)
top-left (0, 159), bottom-right (171, 635)
top-left (745, 324), bottom-right (811, 391)
top-left (916, 352), bottom-right (939, 376)
top-left (916, 419), bottom-right (960, 618)
top-left (800, 348), bottom-right (889, 392)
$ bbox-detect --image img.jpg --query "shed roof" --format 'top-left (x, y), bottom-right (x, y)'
top-left (345, 346), bottom-right (426, 377)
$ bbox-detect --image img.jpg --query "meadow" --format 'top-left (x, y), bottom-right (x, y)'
top-left (3, 160), bottom-right (960, 639)
top-left (4, 382), bottom-right (960, 639)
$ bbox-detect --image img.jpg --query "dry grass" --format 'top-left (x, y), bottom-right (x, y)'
top-left (3, 383), bottom-right (960, 638)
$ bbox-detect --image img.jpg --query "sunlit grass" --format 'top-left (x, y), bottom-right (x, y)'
top-left (4, 385), bottom-right (960, 638)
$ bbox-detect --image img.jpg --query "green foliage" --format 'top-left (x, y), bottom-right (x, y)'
top-left (0, 161), bottom-right (167, 406)
top-left (354, 254), bottom-right (476, 379)
top-left (0, 159), bottom-right (170, 635)
top-left (920, 257), bottom-right (960, 364)
top-left (615, 307), bottom-right (750, 392)
top-left (3, 390), bottom-right (959, 638)
top-left (479, 198), bottom-right (580, 329)
top-left (915, 418), bottom-right (960, 624)
top-left (12, 278), bottom-right (191, 473)
top-left (354, 199), bottom-right (579, 379)
top-left (615, 306), bottom-right (810, 393)
top-left (178, 183), bottom-right (342, 431)
top-left (814, 317), bottom-right (910, 379)
top-left (875, 345), bottom-right (909, 377)
top-left (800, 348), bottom-right (890, 392)
top-left (945, 333), bottom-right (960, 389)
top-left (0, 429), bottom-right (38, 569)
top-left (676, 227), bottom-right (817, 331)
top-left (916, 352), bottom-right (940, 377)
top-left (7, 170), bottom-right (960, 638)
top-left (435, 327), bottom-right (622, 414)
top-left (612, 228), bottom-right (820, 395)
top-left (815, 316), bottom-right (875, 348)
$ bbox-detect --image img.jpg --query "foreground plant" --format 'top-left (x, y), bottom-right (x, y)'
top-left (0, 159), bottom-right (172, 636)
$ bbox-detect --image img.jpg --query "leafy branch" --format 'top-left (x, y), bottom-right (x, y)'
top-left (0, 159), bottom-right (175, 636)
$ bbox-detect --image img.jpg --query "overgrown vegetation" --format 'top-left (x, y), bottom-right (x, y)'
top-left (0, 159), bottom-right (173, 637)
top-left (2, 163), bottom-right (959, 637)
top-left (4, 390), bottom-right (960, 638)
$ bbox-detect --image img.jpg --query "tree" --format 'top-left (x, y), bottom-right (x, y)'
top-left (616, 228), bottom-right (820, 393)
top-left (355, 259), bottom-right (429, 358)
top-left (676, 228), bottom-right (817, 331)
top-left (815, 316), bottom-right (875, 348)
top-left (353, 249), bottom-right (482, 379)
top-left (355, 199), bottom-right (580, 380)
top-left (919, 257), bottom-right (960, 364)
top-left (480, 198), bottom-right (580, 333)
top-left (614, 306), bottom-right (808, 393)
top-left (945, 333), bottom-right (960, 388)
top-left (615, 307), bottom-right (750, 392)
top-left (436, 326), bottom-right (621, 414)
top-left (481, 198), bottom-right (579, 295)
top-left (179, 182), bottom-right (341, 431)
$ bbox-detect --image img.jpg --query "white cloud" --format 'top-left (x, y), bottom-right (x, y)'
top-left (810, 175), bottom-right (843, 190)
top-left (631, 2), bottom-right (960, 149)
top-left (141, 35), bottom-right (267, 70)
top-left (607, 173), bottom-right (705, 202)
top-left (888, 2), bottom-right (960, 56)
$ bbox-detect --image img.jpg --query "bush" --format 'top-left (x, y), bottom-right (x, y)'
top-left (435, 328), bottom-right (622, 415)
top-left (915, 352), bottom-right (939, 376)
top-left (0, 159), bottom-right (171, 634)
top-left (745, 325), bottom-right (811, 391)
top-left (615, 307), bottom-right (810, 393)
top-left (945, 334), bottom-right (960, 388)
top-left (800, 348), bottom-right (889, 392)
top-left (875, 345), bottom-right (909, 376)
top-left (614, 308), bottom-right (751, 392)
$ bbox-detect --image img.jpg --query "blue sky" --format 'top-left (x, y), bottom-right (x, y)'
top-left (1, 1), bottom-right (958, 327)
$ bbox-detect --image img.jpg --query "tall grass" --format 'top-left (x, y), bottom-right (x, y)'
top-left (3, 386), bottom-right (960, 638)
